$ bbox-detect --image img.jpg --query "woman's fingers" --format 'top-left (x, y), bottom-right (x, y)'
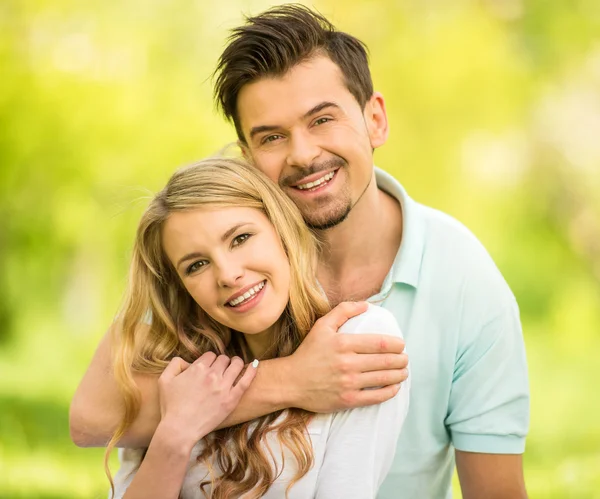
top-left (231, 359), bottom-right (259, 399)
top-left (211, 354), bottom-right (232, 375)
top-left (223, 356), bottom-right (246, 385)
top-left (160, 357), bottom-right (190, 382)
top-left (194, 351), bottom-right (217, 367)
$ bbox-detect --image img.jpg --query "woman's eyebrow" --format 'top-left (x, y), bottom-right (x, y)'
top-left (221, 222), bottom-right (250, 242)
top-left (177, 251), bottom-right (205, 270)
top-left (176, 222), bottom-right (254, 269)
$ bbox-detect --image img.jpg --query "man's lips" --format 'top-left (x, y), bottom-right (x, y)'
top-left (282, 157), bottom-right (346, 188)
top-left (290, 168), bottom-right (339, 189)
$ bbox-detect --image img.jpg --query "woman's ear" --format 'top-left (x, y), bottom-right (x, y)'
top-left (364, 92), bottom-right (389, 149)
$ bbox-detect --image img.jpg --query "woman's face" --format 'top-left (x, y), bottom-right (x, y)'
top-left (162, 206), bottom-right (291, 337)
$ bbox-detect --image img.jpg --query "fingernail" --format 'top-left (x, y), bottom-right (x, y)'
top-left (252, 359), bottom-right (259, 369)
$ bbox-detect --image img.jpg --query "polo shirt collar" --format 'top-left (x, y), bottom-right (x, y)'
top-left (375, 167), bottom-right (426, 290)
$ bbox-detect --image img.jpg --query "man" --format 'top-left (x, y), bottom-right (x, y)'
top-left (70, 5), bottom-right (529, 498)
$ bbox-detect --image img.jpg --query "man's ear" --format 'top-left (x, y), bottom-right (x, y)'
top-left (365, 92), bottom-right (389, 149)
top-left (238, 140), bottom-right (253, 162)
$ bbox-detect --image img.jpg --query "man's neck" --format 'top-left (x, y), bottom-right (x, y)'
top-left (315, 171), bottom-right (403, 305)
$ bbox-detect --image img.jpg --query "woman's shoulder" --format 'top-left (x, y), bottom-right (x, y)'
top-left (338, 304), bottom-right (402, 337)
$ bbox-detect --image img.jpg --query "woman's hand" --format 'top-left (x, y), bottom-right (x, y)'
top-left (120, 353), bottom-right (257, 499)
top-left (157, 352), bottom-right (258, 447)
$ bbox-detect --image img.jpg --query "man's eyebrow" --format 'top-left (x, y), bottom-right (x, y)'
top-left (248, 102), bottom-right (340, 141)
top-left (249, 125), bottom-right (279, 141)
top-left (176, 222), bottom-right (251, 270)
top-left (302, 101), bottom-right (340, 119)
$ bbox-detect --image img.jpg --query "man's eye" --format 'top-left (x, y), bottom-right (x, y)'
top-left (232, 233), bottom-right (252, 247)
top-left (262, 134), bottom-right (282, 144)
top-left (314, 117), bottom-right (331, 126)
top-left (186, 260), bottom-right (207, 275)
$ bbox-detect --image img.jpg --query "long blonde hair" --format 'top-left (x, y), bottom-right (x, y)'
top-left (106, 156), bottom-right (330, 498)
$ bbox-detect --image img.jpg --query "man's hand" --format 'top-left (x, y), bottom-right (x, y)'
top-left (286, 301), bottom-right (409, 412)
top-left (69, 302), bottom-right (407, 448)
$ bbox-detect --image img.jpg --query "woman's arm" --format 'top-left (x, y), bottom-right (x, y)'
top-left (70, 302), bottom-right (409, 448)
top-left (314, 305), bottom-right (411, 499)
top-left (115, 353), bottom-right (257, 499)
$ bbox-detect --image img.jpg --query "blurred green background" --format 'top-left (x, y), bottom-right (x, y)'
top-left (1, 0), bottom-right (599, 497)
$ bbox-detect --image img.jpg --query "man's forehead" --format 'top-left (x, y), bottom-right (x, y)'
top-left (236, 56), bottom-right (351, 129)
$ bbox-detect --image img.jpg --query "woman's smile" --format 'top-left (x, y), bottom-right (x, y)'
top-left (162, 206), bottom-right (291, 340)
top-left (224, 279), bottom-right (267, 312)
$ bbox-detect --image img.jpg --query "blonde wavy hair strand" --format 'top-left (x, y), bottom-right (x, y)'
top-left (105, 157), bottom-right (330, 498)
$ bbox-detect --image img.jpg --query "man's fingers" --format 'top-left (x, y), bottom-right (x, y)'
top-left (231, 360), bottom-right (259, 397)
top-left (161, 357), bottom-right (190, 381)
top-left (194, 351), bottom-right (217, 367)
top-left (316, 301), bottom-right (369, 331)
top-left (351, 352), bottom-right (409, 372)
top-left (341, 334), bottom-right (405, 355)
top-left (356, 368), bottom-right (409, 389)
top-left (346, 383), bottom-right (403, 408)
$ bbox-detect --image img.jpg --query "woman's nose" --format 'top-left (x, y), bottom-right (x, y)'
top-left (215, 260), bottom-right (244, 288)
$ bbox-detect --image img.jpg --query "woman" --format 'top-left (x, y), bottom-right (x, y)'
top-left (108, 157), bottom-right (409, 498)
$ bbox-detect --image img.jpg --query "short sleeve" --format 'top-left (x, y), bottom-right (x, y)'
top-left (314, 305), bottom-right (410, 498)
top-left (446, 298), bottom-right (529, 453)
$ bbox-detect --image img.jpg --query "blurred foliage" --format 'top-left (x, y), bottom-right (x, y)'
top-left (1, 0), bottom-right (599, 497)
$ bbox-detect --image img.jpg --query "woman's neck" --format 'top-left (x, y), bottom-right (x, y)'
top-left (242, 326), bottom-right (275, 360)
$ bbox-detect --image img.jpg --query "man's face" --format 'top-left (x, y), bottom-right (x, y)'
top-left (237, 55), bottom-right (387, 230)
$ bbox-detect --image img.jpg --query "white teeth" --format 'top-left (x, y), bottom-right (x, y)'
top-left (227, 281), bottom-right (265, 307)
top-left (296, 171), bottom-right (335, 190)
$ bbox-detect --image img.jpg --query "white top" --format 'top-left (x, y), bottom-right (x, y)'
top-left (112, 304), bottom-right (410, 499)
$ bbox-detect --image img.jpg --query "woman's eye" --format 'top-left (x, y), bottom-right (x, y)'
top-left (232, 233), bottom-right (252, 247)
top-left (186, 260), bottom-right (207, 275)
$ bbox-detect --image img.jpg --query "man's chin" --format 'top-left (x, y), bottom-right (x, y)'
top-left (304, 206), bottom-right (352, 231)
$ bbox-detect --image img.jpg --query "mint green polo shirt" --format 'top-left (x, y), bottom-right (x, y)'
top-left (372, 168), bottom-right (529, 499)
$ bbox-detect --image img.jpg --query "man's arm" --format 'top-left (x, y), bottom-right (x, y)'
top-left (446, 294), bottom-right (529, 497)
top-left (456, 452), bottom-right (527, 499)
top-left (69, 301), bottom-right (409, 448)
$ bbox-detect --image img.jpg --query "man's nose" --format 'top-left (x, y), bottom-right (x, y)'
top-left (286, 130), bottom-right (321, 168)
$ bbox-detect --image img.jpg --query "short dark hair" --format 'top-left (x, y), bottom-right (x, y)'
top-left (213, 4), bottom-right (374, 143)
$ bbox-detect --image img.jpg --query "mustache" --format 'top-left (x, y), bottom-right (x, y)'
top-left (280, 157), bottom-right (346, 187)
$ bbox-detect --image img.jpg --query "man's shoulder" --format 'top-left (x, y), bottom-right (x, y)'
top-left (375, 169), bottom-right (515, 310)
top-left (376, 168), bottom-right (495, 269)
top-left (418, 203), bottom-right (489, 258)
top-left (417, 203), bottom-right (501, 278)
top-left (413, 202), bottom-right (517, 320)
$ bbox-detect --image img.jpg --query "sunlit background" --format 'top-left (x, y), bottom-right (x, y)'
top-left (1, 0), bottom-right (599, 497)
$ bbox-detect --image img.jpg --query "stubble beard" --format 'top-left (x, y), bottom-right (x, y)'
top-left (280, 157), bottom-right (353, 231)
top-left (302, 193), bottom-right (352, 231)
